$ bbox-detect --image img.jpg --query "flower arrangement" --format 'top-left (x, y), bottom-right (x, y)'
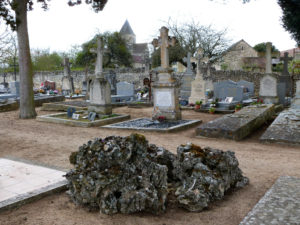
top-left (251, 98), bottom-right (264, 105)
top-left (53, 90), bottom-right (58, 94)
top-left (189, 103), bottom-right (195, 107)
top-left (157, 116), bottom-right (166, 123)
top-left (195, 100), bottom-right (203, 110)
top-left (235, 103), bottom-right (242, 112)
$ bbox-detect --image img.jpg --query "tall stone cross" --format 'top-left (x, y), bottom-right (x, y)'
top-left (183, 52), bottom-right (192, 73)
top-left (152, 26), bottom-right (176, 69)
top-left (63, 57), bottom-right (71, 77)
top-left (281, 52), bottom-right (292, 75)
top-left (90, 36), bottom-right (104, 78)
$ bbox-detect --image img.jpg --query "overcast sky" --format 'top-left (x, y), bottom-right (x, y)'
top-left (26, 0), bottom-right (297, 53)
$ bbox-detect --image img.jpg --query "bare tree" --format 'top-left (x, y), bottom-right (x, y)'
top-left (167, 18), bottom-right (231, 64)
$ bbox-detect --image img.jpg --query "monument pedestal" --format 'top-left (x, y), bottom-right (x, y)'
top-left (88, 77), bottom-right (112, 115)
top-left (152, 70), bottom-right (181, 121)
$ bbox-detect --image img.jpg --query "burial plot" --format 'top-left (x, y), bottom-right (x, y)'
top-left (0, 158), bottom-right (67, 212)
top-left (240, 176), bottom-right (300, 225)
top-left (180, 52), bottom-right (195, 101)
top-left (0, 99), bottom-right (19, 112)
top-left (196, 104), bottom-right (275, 140)
top-left (260, 108), bottom-right (300, 145)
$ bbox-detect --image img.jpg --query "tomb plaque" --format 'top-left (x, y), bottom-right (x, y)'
top-left (155, 90), bottom-right (172, 107)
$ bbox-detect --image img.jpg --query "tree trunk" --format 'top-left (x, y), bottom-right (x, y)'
top-left (15, 0), bottom-right (36, 119)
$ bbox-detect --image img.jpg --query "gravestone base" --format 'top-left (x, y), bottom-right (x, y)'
top-left (152, 71), bottom-right (181, 121)
top-left (260, 96), bottom-right (279, 104)
top-left (88, 104), bottom-right (112, 115)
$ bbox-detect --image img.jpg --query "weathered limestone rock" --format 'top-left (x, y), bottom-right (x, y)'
top-left (196, 104), bottom-right (275, 140)
top-left (172, 143), bottom-right (248, 211)
top-left (66, 134), bottom-right (168, 214)
top-left (66, 134), bottom-right (248, 214)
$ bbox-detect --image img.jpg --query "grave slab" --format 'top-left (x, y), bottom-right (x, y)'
top-left (37, 112), bottom-right (130, 127)
top-left (260, 109), bottom-right (300, 145)
top-left (41, 101), bottom-right (89, 111)
top-left (196, 104), bottom-right (275, 140)
top-left (0, 100), bottom-right (18, 112)
top-left (0, 158), bottom-right (67, 212)
top-left (240, 176), bottom-right (300, 225)
top-left (102, 118), bottom-right (201, 133)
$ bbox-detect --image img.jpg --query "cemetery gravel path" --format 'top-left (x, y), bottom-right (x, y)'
top-left (0, 106), bottom-right (300, 225)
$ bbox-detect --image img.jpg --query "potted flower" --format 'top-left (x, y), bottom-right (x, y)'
top-left (194, 100), bottom-right (202, 110)
top-left (235, 103), bottom-right (242, 112)
top-left (208, 107), bottom-right (216, 114)
top-left (157, 116), bottom-right (166, 123)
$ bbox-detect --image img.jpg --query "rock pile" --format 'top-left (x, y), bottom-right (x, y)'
top-left (66, 133), bottom-right (248, 214)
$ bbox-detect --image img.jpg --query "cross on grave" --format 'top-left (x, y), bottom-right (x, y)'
top-left (62, 57), bottom-right (71, 77)
top-left (183, 52), bottom-right (192, 74)
top-left (152, 27), bottom-right (176, 69)
top-left (281, 52), bottom-right (293, 75)
top-left (90, 36), bottom-right (105, 78)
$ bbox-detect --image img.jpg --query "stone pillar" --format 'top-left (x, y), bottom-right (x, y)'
top-left (265, 42), bottom-right (272, 74)
top-left (152, 27), bottom-right (181, 120)
top-left (61, 57), bottom-right (74, 95)
top-left (88, 36), bottom-right (112, 115)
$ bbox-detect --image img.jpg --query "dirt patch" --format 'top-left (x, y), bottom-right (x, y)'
top-left (0, 105), bottom-right (299, 225)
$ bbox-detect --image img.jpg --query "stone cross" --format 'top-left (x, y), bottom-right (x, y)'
top-left (152, 26), bottom-right (176, 69)
top-left (95, 36), bottom-right (104, 78)
top-left (281, 52), bottom-right (292, 75)
top-left (63, 57), bottom-right (71, 77)
top-left (183, 52), bottom-right (192, 73)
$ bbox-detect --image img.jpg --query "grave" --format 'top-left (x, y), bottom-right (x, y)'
top-left (259, 74), bottom-right (279, 104)
top-left (0, 99), bottom-right (19, 112)
top-left (0, 158), bottom-right (67, 212)
top-left (41, 100), bottom-right (89, 111)
top-left (291, 80), bottom-right (300, 109)
top-left (240, 176), bottom-right (300, 225)
top-left (189, 51), bottom-right (213, 105)
top-left (0, 81), bottom-right (19, 100)
top-left (196, 104), bottom-right (275, 140)
top-left (180, 52), bottom-right (195, 101)
top-left (37, 111), bottom-right (130, 128)
top-left (88, 36), bottom-right (112, 115)
top-left (101, 27), bottom-right (200, 132)
top-left (111, 81), bottom-right (135, 103)
top-left (61, 57), bottom-right (74, 96)
top-left (260, 108), bottom-right (300, 145)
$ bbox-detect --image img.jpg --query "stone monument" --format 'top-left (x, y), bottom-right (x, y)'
top-left (88, 36), bottom-right (112, 114)
top-left (151, 27), bottom-right (181, 120)
top-left (291, 80), bottom-right (300, 109)
top-left (180, 52), bottom-right (195, 101)
top-left (259, 74), bottom-right (278, 104)
top-left (61, 57), bottom-right (74, 95)
top-left (265, 42), bottom-right (272, 74)
top-left (189, 51), bottom-right (213, 104)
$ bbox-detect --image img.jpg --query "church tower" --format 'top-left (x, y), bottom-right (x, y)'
top-left (120, 20), bottom-right (136, 47)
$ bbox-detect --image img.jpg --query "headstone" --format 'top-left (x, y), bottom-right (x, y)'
top-left (183, 52), bottom-right (193, 74)
top-left (82, 81), bottom-right (87, 95)
top-left (189, 51), bottom-right (213, 104)
top-left (61, 57), bottom-right (74, 95)
top-left (88, 112), bottom-right (96, 121)
top-left (265, 42), bottom-right (272, 74)
top-left (67, 107), bottom-right (76, 118)
top-left (237, 80), bottom-right (254, 97)
top-left (213, 80), bottom-right (244, 102)
top-left (180, 52), bottom-right (195, 100)
top-left (259, 74), bottom-right (278, 104)
top-left (278, 52), bottom-right (293, 97)
top-left (88, 36), bottom-right (112, 115)
top-left (151, 27), bottom-right (181, 120)
top-left (291, 80), bottom-right (300, 109)
top-left (9, 81), bottom-right (20, 96)
top-left (116, 82), bottom-right (134, 96)
top-left (105, 70), bottom-right (117, 95)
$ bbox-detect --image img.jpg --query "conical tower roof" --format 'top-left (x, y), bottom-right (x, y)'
top-left (120, 20), bottom-right (135, 35)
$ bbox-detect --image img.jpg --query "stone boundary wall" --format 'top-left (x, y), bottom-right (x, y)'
top-left (1, 68), bottom-right (298, 96)
top-left (0, 69), bottom-right (149, 91)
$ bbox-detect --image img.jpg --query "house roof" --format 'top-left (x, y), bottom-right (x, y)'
top-left (120, 20), bottom-right (135, 36)
top-left (226, 39), bottom-right (255, 52)
top-left (280, 47), bottom-right (300, 57)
